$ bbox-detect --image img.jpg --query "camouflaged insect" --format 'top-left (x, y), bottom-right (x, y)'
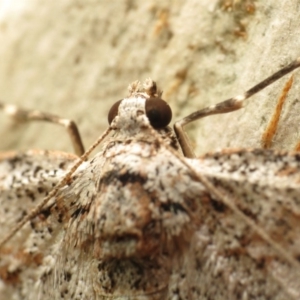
top-left (1, 58), bottom-right (300, 300)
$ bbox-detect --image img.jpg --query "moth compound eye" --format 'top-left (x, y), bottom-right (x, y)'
top-left (108, 100), bottom-right (122, 124)
top-left (145, 98), bottom-right (172, 128)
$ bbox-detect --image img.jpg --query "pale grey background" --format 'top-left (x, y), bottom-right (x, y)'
top-left (0, 0), bottom-right (300, 156)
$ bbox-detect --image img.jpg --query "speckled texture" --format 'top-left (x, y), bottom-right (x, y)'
top-left (0, 150), bottom-right (77, 299)
top-left (0, 81), bottom-right (300, 299)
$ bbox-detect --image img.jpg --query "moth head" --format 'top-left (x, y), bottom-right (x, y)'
top-left (108, 97), bottom-right (172, 129)
top-left (107, 79), bottom-right (172, 129)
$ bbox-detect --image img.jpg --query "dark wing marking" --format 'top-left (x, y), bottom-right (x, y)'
top-left (0, 150), bottom-right (76, 299)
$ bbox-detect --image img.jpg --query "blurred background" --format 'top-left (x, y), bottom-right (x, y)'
top-left (0, 0), bottom-right (299, 156)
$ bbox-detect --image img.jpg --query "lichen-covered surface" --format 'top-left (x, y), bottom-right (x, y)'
top-left (0, 0), bottom-right (300, 154)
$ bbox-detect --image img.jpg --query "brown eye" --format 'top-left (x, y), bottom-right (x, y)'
top-left (145, 97), bottom-right (172, 128)
top-left (108, 100), bottom-right (122, 124)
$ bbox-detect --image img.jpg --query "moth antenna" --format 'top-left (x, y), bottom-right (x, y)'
top-left (174, 57), bottom-right (300, 158)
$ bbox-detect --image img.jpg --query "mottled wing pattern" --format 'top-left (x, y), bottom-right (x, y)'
top-left (1, 100), bottom-right (300, 299)
top-left (1, 146), bottom-right (300, 300)
top-left (9, 144), bottom-right (298, 300)
top-left (41, 141), bottom-right (207, 300)
top-left (184, 149), bottom-right (300, 299)
top-left (0, 150), bottom-right (77, 299)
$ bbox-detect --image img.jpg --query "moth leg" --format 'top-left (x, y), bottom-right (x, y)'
top-left (261, 75), bottom-right (294, 149)
top-left (174, 57), bottom-right (300, 158)
top-left (0, 103), bottom-right (84, 156)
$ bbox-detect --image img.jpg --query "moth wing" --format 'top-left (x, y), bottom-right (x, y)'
top-left (41, 153), bottom-right (105, 300)
top-left (183, 149), bottom-right (300, 299)
top-left (42, 146), bottom-right (206, 299)
top-left (0, 150), bottom-right (77, 299)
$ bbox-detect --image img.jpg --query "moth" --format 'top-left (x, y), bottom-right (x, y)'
top-left (0, 58), bottom-right (300, 300)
